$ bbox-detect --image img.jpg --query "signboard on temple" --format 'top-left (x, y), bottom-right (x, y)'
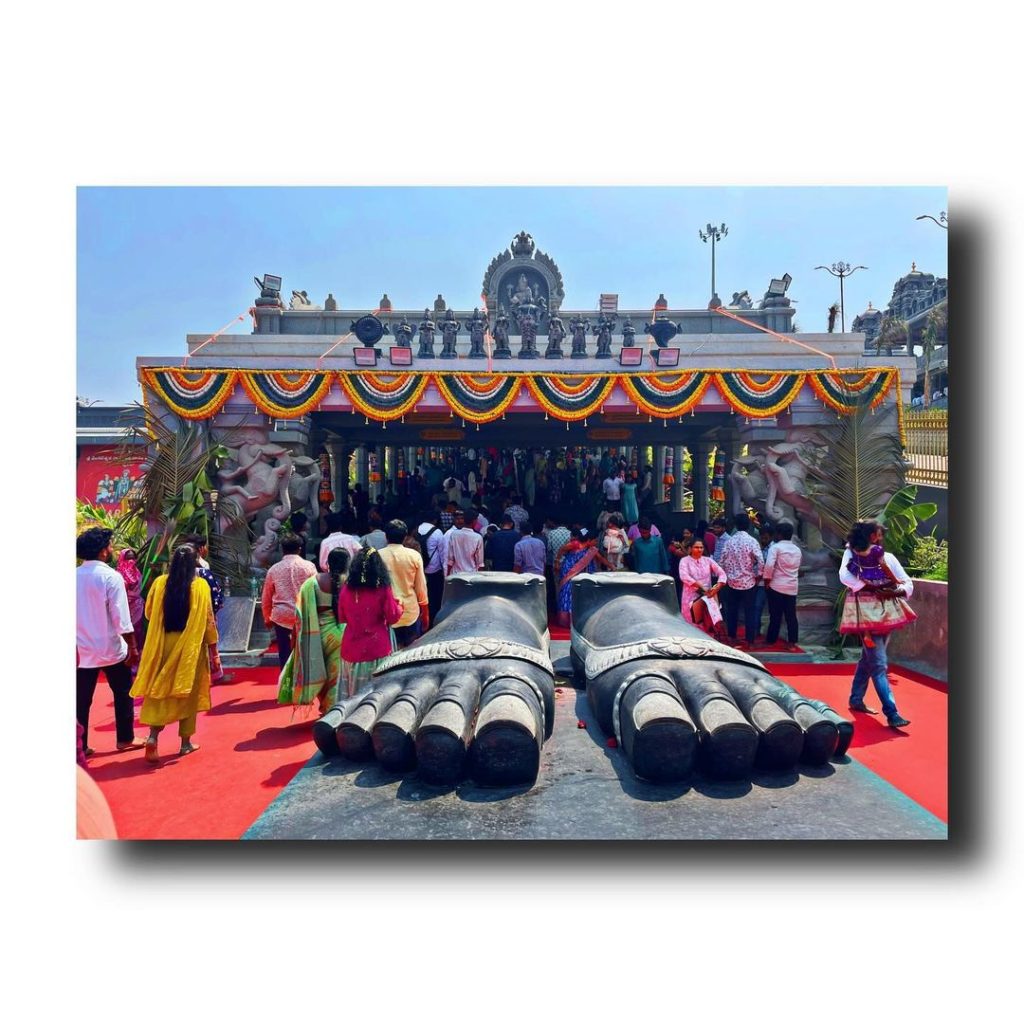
top-left (77, 446), bottom-right (146, 509)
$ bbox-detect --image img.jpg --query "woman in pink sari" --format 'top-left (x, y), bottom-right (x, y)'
top-left (116, 548), bottom-right (146, 648)
top-left (678, 538), bottom-right (727, 637)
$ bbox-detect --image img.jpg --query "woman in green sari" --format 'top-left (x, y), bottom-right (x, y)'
top-left (277, 547), bottom-right (350, 715)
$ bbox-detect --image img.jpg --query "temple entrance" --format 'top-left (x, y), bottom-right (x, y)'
top-left (305, 409), bottom-right (740, 540)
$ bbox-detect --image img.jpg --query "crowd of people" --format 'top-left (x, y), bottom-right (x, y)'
top-left (75, 448), bottom-right (917, 773)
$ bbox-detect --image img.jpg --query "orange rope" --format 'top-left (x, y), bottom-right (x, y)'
top-left (711, 305), bottom-right (838, 370)
top-left (182, 313), bottom-right (248, 366)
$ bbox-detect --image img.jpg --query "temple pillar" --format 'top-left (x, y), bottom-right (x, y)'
top-left (325, 440), bottom-right (346, 514)
top-left (671, 445), bottom-right (686, 512)
top-left (355, 445), bottom-right (368, 489)
top-left (374, 444), bottom-right (385, 501)
top-left (691, 443), bottom-right (710, 523)
top-left (720, 439), bottom-right (736, 518)
top-left (654, 446), bottom-right (667, 503)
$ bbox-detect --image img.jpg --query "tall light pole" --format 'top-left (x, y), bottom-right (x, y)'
top-left (916, 211), bottom-right (948, 229)
top-left (814, 261), bottom-right (867, 333)
top-left (699, 222), bottom-right (728, 309)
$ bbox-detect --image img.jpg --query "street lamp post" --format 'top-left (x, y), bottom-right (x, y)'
top-left (916, 211), bottom-right (948, 229)
top-left (814, 261), bottom-right (867, 333)
top-left (699, 223), bottom-right (728, 309)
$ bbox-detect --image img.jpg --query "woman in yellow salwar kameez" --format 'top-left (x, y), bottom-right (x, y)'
top-left (277, 547), bottom-right (350, 715)
top-left (131, 545), bottom-right (218, 764)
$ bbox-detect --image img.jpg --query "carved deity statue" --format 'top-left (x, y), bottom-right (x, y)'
top-left (216, 430), bottom-right (294, 526)
top-left (518, 313), bottom-right (539, 358)
top-left (570, 315), bottom-right (590, 358)
top-left (417, 309), bottom-right (437, 358)
top-left (728, 456), bottom-right (769, 518)
top-left (466, 307), bottom-right (488, 359)
top-left (594, 314), bottom-right (614, 359)
top-left (508, 273), bottom-right (535, 310)
top-left (763, 442), bottom-right (817, 523)
top-left (545, 314), bottom-right (566, 359)
top-left (287, 455), bottom-right (323, 524)
top-left (729, 291), bottom-right (753, 310)
top-left (492, 307), bottom-right (512, 359)
top-left (393, 316), bottom-right (414, 348)
top-left (621, 320), bottom-right (636, 348)
top-left (439, 308), bottom-right (461, 359)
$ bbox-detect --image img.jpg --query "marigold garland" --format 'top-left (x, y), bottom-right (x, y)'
top-left (141, 368), bottom-right (238, 420)
top-left (620, 373), bottom-right (710, 417)
top-left (434, 374), bottom-right (522, 423)
top-left (238, 370), bottom-right (334, 419)
top-left (808, 369), bottom-right (896, 414)
top-left (339, 372), bottom-right (430, 421)
top-left (713, 372), bottom-right (806, 417)
top-left (526, 376), bottom-right (617, 421)
top-left (140, 366), bottom-right (903, 428)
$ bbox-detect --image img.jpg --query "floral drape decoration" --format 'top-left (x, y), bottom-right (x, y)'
top-left (141, 368), bottom-right (902, 435)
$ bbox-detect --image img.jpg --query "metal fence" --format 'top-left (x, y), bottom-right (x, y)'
top-left (905, 409), bottom-right (948, 487)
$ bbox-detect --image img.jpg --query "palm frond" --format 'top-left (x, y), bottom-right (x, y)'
top-left (804, 394), bottom-right (906, 541)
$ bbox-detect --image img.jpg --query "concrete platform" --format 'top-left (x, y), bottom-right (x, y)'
top-left (244, 643), bottom-right (946, 841)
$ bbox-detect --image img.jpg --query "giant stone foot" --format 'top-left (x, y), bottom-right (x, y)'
top-left (570, 574), bottom-right (853, 783)
top-left (312, 573), bottom-right (555, 787)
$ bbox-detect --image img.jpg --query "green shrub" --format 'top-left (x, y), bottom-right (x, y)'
top-left (908, 533), bottom-right (948, 581)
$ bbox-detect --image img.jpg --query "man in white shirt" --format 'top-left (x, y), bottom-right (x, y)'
top-left (444, 475), bottom-right (466, 506)
top-left (319, 512), bottom-right (364, 571)
top-left (76, 528), bottom-right (142, 756)
top-left (417, 512), bottom-right (447, 620)
top-left (762, 522), bottom-right (802, 649)
top-left (602, 473), bottom-right (622, 512)
top-left (839, 521), bottom-right (913, 729)
top-left (445, 508), bottom-right (485, 576)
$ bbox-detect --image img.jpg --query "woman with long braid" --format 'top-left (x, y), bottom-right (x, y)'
top-left (130, 544), bottom-right (219, 763)
top-left (278, 547), bottom-right (351, 715)
top-left (336, 547), bottom-right (404, 697)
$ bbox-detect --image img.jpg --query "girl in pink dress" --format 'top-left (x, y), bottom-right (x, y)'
top-left (337, 547), bottom-right (404, 696)
top-left (677, 538), bottom-right (728, 637)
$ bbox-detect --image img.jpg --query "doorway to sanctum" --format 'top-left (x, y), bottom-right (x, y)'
top-left (305, 409), bottom-right (739, 541)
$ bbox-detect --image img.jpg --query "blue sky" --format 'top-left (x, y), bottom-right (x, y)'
top-left (77, 186), bottom-right (947, 404)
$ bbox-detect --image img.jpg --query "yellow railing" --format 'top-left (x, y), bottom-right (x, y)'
top-left (905, 409), bottom-right (948, 487)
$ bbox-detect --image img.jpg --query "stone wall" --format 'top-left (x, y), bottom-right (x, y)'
top-left (887, 579), bottom-right (948, 681)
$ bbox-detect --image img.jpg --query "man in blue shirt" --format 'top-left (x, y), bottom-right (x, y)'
top-left (513, 521), bottom-right (547, 575)
top-left (629, 517), bottom-right (670, 575)
top-left (486, 515), bottom-right (521, 572)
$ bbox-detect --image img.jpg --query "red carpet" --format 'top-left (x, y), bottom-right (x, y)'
top-left (84, 667), bottom-right (318, 839)
top-left (82, 659), bottom-right (947, 838)
top-left (772, 663), bottom-right (947, 822)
